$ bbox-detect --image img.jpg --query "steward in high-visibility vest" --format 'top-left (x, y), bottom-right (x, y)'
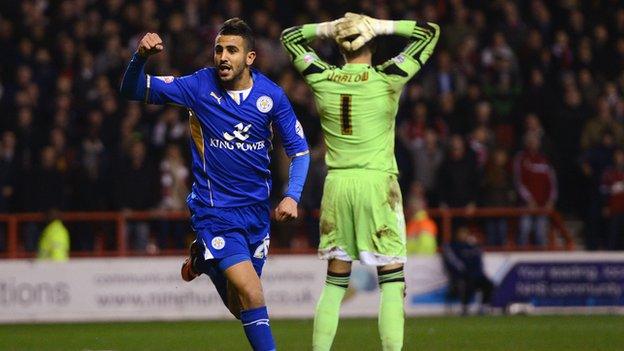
top-left (406, 210), bottom-right (437, 255)
top-left (38, 218), bottom-right (70, 261)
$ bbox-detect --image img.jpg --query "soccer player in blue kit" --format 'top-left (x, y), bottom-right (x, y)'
top-left (120, 18), bottom-right (310, 351)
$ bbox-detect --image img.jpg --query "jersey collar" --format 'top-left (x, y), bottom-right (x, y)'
top-left (342, 63), bottom-right (370, 71)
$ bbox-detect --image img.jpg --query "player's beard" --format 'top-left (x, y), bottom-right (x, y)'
top-left (218, 63), bottom-right (247, 83)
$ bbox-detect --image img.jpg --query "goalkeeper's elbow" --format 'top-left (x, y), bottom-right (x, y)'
top-left (429, 22), bottom-right (441, 36)
top-left (418, 21), bottom-right (440, 37)
top-left (280, 26), bottom-right (301, 44)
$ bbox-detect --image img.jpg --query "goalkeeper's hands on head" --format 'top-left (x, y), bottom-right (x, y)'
top-left (334, 12), bottom-right (394, 51)
top-left (316, 18), bottom-right (345, 39)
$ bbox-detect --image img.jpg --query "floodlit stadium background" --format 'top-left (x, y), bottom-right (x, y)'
top-left (1, 1), bottom-right (623, 350)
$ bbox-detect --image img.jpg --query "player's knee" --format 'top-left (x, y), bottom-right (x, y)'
top-left (378, 263), bottom-right (404, 274)
top-left (377, 264), bottom-right (405, 288)
top-left (325, 259), bottom-right (352, 289)
top-left (327, 259), bottom-right (352, 274)
top-left (236, 281), bottom-right (265, 309)
top-left (325, 270), bottom-right (351, 289)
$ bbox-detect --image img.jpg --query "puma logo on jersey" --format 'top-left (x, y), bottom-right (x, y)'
top-left (223, 123), bottom-right (252, 141)
top-left (210, 91), bottom-right (222, 104)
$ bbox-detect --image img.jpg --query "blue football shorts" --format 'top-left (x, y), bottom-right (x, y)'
top-left (189, 200), bottom-right (271, 275)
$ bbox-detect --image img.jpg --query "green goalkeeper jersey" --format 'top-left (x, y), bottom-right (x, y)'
top-left (281, 20), bottom-right (440, 174)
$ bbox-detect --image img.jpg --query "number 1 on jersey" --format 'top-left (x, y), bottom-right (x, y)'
top-left (340, 94), bottom-right (352, 135)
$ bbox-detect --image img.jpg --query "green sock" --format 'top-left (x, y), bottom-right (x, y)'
top-left (313, 272), bottom-right (350, 351)
top-left (378, 267), bottom-right (405, 351)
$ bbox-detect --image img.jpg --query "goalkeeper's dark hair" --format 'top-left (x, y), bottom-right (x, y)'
top-left (340, 11), bottom-right (378, 57)
top-left (218, 18), bottom-right (255, 51)
top-left (340, 35), bottom-right (377, 59)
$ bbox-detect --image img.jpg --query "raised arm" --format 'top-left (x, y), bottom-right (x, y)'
top-left (120, 32), bottom-right (200, 107)
top-left (280, 21), bottom-right (338, 79)
top-left (375, 20), bottom-right (440, 87)
top-left (120, 53), bottom-right (149, 102)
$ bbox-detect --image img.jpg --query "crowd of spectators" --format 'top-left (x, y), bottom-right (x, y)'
top-left (1, 0), bottom-right (624, 253)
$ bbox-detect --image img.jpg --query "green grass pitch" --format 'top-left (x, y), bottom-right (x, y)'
top-left (2, 315), bottom-right (623, 350)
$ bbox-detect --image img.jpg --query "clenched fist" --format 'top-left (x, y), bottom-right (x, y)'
top-left (274, 197), bottom-right (298, 222)
top-left (137, 32), bottom-right (164, 58)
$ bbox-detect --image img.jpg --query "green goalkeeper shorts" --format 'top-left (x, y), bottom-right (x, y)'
top-left (318, 169), bottom-right (407, 266)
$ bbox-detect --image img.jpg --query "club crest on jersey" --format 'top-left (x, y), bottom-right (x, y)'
top-left (155, 76), bottom-right (175, 83)
top-left (211, 236), bottom-right (225, 250)
top-left (256, 95), bottom-right (273, 113)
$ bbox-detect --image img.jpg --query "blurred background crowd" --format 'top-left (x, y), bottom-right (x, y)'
top-left (1, 0), bottom-right (624, 254)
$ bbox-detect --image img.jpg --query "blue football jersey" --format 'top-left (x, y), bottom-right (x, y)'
top-left (145, 68), bottom-right (309, 208)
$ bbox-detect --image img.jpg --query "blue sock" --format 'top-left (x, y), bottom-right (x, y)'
top-left (240, 306), bottom-right (276, 351)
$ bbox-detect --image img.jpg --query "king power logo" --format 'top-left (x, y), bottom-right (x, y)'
top-left (223, 123), bottom-right (251, 141)
top-left (211, 122), bottom-right (266, 152)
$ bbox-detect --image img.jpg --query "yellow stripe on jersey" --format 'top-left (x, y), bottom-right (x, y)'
top-left (189, 110), bottom-right (205, 163)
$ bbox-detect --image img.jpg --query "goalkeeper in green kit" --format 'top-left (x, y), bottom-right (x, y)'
top-left (281, 13), bottom-right (440, 350)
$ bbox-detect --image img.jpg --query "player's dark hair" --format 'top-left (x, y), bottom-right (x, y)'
top-left (340, 11), bottom-right (378, 59)
top-left (218, 18), bottom-right (255, 51)
top-left (340, 35), bottom-right (377, 59)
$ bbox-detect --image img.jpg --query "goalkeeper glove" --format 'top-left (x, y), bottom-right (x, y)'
top-left (335, 12), bottom-right (394, 51)
top-left (316, 18), bottom-right (345, 39)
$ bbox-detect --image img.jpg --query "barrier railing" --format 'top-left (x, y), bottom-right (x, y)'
top-left (0, 211), bottom-right (190, 259)
top-left (0, 206), bottom-right (574, 258)
top-left (427, 207), bottom-right (575, 251)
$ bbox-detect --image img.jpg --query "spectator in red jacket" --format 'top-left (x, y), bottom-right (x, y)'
top-left (600, 149), bottom-right (624, 250)
top-left (513, 132), bottom-right (558, 247)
